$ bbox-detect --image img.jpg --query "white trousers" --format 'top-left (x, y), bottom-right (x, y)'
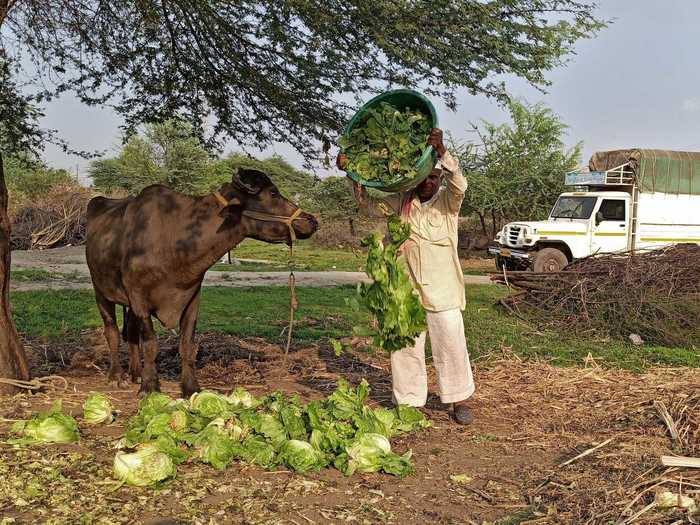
top-left (391, 308), bottom-right (475, 407)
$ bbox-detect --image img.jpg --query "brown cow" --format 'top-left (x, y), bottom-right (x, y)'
top-left (86, 169), bottom-right (318, 397)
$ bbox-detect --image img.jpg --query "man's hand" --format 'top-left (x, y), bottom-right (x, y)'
top-left (336, 153), bottom-right (349, 171)
top-left (427, 128), bottom-right (447, 158)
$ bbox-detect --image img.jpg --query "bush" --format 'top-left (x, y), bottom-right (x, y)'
top-left (11, 181), bottom-right (92, 250)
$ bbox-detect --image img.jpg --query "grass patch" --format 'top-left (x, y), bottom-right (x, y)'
top-left (216, 239), bottom-right (365, 272)
top-left (9, 284), bottom-right (698, 371)
top-left (11, 269), bottom-right (88, 283)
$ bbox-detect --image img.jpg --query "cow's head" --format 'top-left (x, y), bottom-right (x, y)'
top-left (219, 168), bottom-right (318, 243)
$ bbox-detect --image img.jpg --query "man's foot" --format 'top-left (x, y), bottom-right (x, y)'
top-left (452, 401), bottom-right (473, 425)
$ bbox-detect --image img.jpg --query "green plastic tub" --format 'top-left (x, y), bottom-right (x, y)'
top-left (341, 89), bottom-right (439, 193)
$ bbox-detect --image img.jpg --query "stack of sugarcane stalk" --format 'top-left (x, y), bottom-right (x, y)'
top-left (492, 244), bottom-right (700, 347)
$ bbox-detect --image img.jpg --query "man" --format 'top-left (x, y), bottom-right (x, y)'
top-left (337, 128), bottom-right (475, 425)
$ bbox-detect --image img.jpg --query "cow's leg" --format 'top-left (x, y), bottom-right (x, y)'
top-left (137, 314), bottom-right (160, 396)
top-left (179, 289), bottom-right (202, 398)
top-left (125, 308), bottom-right (142, 384)
top-left (95, 291), bottom-right (124, 386)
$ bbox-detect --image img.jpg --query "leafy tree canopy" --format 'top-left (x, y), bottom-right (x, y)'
top-left (4, 0), bottom-right (604, 161)
top-left (455, 100), bottom-right (581, 236)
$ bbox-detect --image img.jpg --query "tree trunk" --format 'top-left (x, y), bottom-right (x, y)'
top-left (0, 151), bottom-right (30, 394)
top-left (348, 217), bottom-right (356, 237)
top-left (478, 213), bottom-right (487, 236)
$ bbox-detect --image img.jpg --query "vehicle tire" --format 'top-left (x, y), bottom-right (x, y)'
top-left (532, 248), bottom-right (568, 273)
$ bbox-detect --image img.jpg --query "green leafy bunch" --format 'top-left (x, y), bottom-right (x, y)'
top-left (352, 216), bottom-right (427, 352)
top-left (116, 380), bottom-right (430, 485)
top-left (338, 102), bottom-right (431, 185)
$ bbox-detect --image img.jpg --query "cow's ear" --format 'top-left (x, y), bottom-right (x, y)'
top-left (218, 196), bottom-right (242, 218)
top-left (233, 168), bottom-right (271, 195)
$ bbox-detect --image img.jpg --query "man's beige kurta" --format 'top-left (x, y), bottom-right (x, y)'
top-left (354, 150), bottom-right (467, 312)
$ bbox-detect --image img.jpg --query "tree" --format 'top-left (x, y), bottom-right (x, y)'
top-left (0, 0), bottom-right (604, 390)
top-left (5, 154), bottom-right (72, 202)
top-left (308, 176), bottom-right (360, 235)
top-left (89, 120), bottom-right (210, 195)
top-left (456, 100), bottom-right (582, 236)
top-left (0, 57), bottom-right (44, 393)
top-left (199, 154), bottom-right (318, 210)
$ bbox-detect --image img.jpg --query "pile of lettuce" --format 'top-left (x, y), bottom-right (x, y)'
top-left (351, 216), bottom-right (427, 352)
top-left (338, 101), bottom-right (431, 185)
top-left (113, 380), bottom-right (430, 486)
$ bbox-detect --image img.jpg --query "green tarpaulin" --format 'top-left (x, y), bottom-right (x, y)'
top-left (588, 149), bottom-right (700, 195)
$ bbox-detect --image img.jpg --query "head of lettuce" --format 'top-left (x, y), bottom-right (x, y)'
top-left (9, 400), bottom-right (80, 445)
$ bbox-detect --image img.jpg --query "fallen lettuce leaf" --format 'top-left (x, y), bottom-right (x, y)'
top-left (394, 405), bottom-right (432, 433)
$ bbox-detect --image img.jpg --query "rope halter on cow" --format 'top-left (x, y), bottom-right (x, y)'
top-left (213, 191), bottom-right (304, 243)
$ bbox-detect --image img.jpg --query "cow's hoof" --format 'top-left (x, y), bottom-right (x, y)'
top-left (138, 381), bottom-right (160, 398)
top-left (107, 374), bottom-right (129, 389)
top-left (130, 374), bottom-right (142, 384)
top-left (180, 380), bottom-right (201, 399)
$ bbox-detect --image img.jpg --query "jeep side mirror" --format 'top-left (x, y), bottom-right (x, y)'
top-left (595, 211), bottom-right (603, 226)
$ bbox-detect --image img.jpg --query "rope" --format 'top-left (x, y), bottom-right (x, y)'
top-left (0, 375), bottom-right (68, 391)
top-left (285, 242), bottom-right (298, 355)
top-left (212, 192), bottom-right (304, 354)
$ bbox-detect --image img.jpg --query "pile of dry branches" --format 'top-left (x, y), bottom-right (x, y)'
top-left (493, 244), bottom-right (700, 347)
top-left (10, 183), bottom-right (92, 250)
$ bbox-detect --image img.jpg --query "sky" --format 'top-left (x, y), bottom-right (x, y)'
top-left (32, 1), bottom-right (700, 183)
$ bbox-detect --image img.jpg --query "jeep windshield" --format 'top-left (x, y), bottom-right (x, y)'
top-left (550, 196), bottom-right (597, 219)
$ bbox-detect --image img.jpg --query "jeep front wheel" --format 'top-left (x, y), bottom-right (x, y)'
top-left (532, 248), bottom-right (568, 273)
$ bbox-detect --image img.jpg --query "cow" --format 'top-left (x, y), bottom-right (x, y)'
top-left (85, 168), bottom-right (318, 397)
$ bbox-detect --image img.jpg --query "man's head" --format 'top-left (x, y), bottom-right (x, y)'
top-left (415, 166), bottom-right (443, 202)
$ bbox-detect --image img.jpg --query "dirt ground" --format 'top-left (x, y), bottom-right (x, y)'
top-left (1, 333), bottom-right (699, 525)
top-left (10, 246), bottom-right (492, 290)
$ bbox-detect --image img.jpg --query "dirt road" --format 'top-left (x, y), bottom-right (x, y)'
top-left (10, 246), bottom-right (492, 291)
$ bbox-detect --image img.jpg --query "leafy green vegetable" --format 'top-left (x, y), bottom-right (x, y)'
top-left (326, 378), bottom-right (370, 421)
top-left (113, 444), bottom-right (177, 486)
top-left (279, 440), bottom-right (326, 474)
top-left (109, 379), bottom-right (430, 483)
top-left (190, 419), bottom-right (239, 470)
top-left (189, 390), bottom-right (235, 419)
top-left (355, 216), bottom-right (426, 352)
top-left (137, 392), bottom-right (176, 419)
top-left (152, 434), bottom-right (189, 465)
top-left (239, 436), bottom-right (277, 468)
top-left (338, 101), bottom-right (431, 185)
top-left (82, 392), bottom-right (115, 425)
top-left (394, 405), bottom-right (432, 433)
top-left (227, 387), bottom-right (258, 409)
top-left (339, 433), bottom-right (413, 477)
top-left (9, 400), bottom-right (80, 445)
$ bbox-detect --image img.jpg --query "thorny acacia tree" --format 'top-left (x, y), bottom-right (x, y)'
top-left (456, 100), bottom-right (582, 236)
top-left (0, 0), bottom-right (604, 390)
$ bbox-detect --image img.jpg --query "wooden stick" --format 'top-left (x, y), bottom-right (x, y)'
top-left (661, 456), bottom-right (700, 468)
top-left (558, 437), bottom-right (615, 468)
top-left (654, 400), bottom-right (681, 445)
